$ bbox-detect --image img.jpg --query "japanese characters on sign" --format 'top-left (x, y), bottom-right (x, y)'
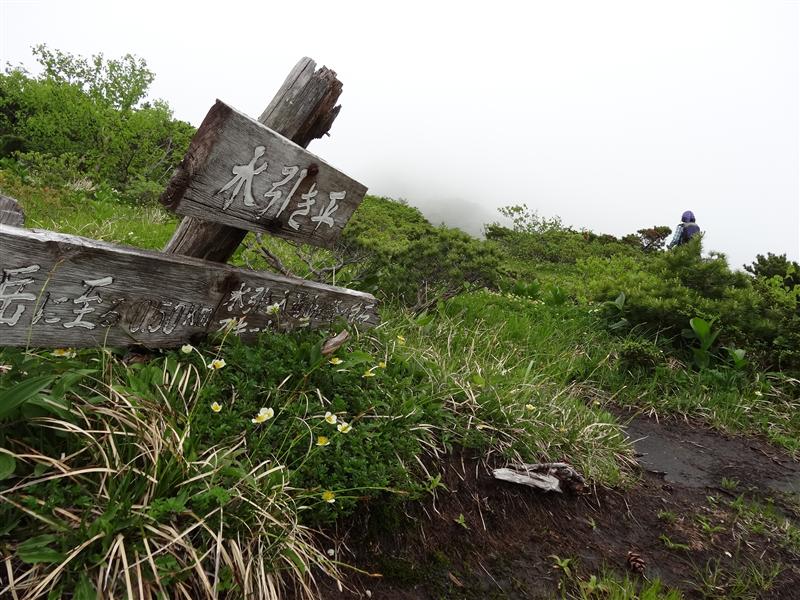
top-left (0, 225), bottom-right (378, 348)
top-left (161, 101), bottom-right (368, 249)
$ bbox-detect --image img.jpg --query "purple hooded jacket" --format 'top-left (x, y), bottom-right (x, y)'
top-left (667, 211), bottom-right (700, 248)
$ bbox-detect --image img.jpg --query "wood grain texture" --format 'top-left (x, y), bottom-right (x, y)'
top-left (0, 195), bottom-right (25, 227)
top-left (163, 57), bottom-right (345, 262)
top-left (0, 225), bottom-right (377, 348)
top-left (161, 101), bottom-right (366, 248)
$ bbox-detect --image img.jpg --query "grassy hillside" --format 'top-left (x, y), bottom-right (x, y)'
top-left (1, 47), bottom-right (799, 599)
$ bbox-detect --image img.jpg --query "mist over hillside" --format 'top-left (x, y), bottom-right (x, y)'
top-left (409, 197), bottom-right (499, 237)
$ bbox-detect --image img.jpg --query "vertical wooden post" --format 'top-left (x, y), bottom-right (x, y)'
top-left (0, 195), bottom-right (25, 227)
top-left (163, 57), bottom-right (343, 262)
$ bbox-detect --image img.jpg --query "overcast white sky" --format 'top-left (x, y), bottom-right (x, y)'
top-left (1, 0), bottom-right (798, 269)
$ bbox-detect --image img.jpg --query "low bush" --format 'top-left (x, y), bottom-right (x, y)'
top-left (578, 239), bottom-right (800, 373)
top-left (342, 196), bottom-right (502, 306)
top-left (0, 45), bottom-right (194, 199)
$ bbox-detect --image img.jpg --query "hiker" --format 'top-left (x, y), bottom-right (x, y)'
top-left (667, 210), bottom-right (701, 249)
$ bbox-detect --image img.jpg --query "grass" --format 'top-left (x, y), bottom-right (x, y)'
top-left (0, 341), bottom-right (339, 598)
top-left (728, 495), bottom-right (800, 557)
top-left (692, 559), bottom-right (782, 600)
top-left (0, 170), bottom-right (176, 250)
top-left (0, 302), bottom-right (634, 597)
top-left (2, 166), bottom-right (800, 597)
top-left (569, 571), bottom-right (684, 599)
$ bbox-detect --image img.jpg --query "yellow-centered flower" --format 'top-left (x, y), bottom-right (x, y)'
top-left (324, 411), bottom-right (337, 425)
top-left (362, 369), bottom-right (376, 378)
top-left (525, 403), bottom-right (535, 410)
top-left (251, 407), bottom-right (274, 424)
top-left (329, 357), bottom-right (343, 365)
top-left (316, 435), bottom-right (330, 446)
top-left (396, 335), bottom-right (406, 345)
top-left (322, 490), bottom-right (336, 503)
top-left (337, 422), bottom-right (352, 434)
top-left (208, 358), bottom-right (226, 370)
top-left (266, 303), bottom-right (281, 316)
top-left (378, 361), bottom-right (387, 369)
top-left (211, 402), bottom-right (222, 413)
top-left (52, 348), bottom-right (76, 359)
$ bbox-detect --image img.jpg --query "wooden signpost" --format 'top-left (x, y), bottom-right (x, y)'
top-left (0, 196), bottom-right (24, 227)
top-left (0, 225), bottom-right (376, 347)
top-left (0, 58), bottom-right (378, 349)
top-left (161, 101), bottom-right (367, 248)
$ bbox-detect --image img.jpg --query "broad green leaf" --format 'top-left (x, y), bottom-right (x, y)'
top-left (343, 350), bottom-right (373, 368)
top-left (51, 369), bottom-right (95, 399)
top-left (689, 317), bottom-right (710, 339)
top-left (0, 511), bottom-right (20, 536)
top-left (21, 396), bottom-right (73, 421)
top-left (0, 376), bottom-right (54, 419)
top-left (283, 547), bottom-right (307, 574)
top-left (73, 574), bottom-right (97, 600)
top-left (17, 534), bottom-right (64, 564)
top-left (0, 452), bottom-right (16, 481)
top-left (614, 292), bottom-right (626, 310)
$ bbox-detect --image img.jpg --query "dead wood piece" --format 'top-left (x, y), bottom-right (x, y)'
top-left (493, 462), bottom-right (587, 494)
top-left (321, 330), bottom-right (349, 355)
top-left (0, 195), bottom-right (25, 227)
top-left (493, 468), bottom-right (562, 492)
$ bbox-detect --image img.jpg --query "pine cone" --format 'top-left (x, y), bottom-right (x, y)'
top-left (626, 551), bottom-right (646, 573)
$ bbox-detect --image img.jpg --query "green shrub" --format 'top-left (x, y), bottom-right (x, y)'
top-left (342, 196), bottom-right (501, 306)
top-left (579, 239), bottom-right (799, 373)
top-left (615, 338), bottom-right (664, 373)
top-left (0, 45), bottom-right (194, 197)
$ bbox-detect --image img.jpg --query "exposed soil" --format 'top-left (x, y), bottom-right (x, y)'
top-left (625, 414), bottom-right (800, 495)
top-left (319, 415), bottom-right (800, 599)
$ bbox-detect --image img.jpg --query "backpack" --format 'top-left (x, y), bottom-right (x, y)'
top-left (681, 223), bottom-right (700, 243)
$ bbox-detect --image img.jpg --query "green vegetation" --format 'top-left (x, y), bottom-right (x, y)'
top-left (1, 47), bottom-right (799, 598)
top-left (569, 571), bottom-right (683, 600)
top-left (1, 45), bottom-right (194, 202)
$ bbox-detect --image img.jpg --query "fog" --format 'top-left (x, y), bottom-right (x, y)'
top-left (2, 0), bottom-right (798, 269)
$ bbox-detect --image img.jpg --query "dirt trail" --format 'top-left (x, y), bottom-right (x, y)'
top-left (321, 415), bottom-right (800, 599)
top-left (624, 415), bottom-right (800, 495)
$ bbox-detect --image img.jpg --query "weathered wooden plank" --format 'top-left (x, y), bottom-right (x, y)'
top-left (0, 224), bottom-right (377, 348)
top-left (161, 101), bottom-right (366, 249)
top-left (0, 195), bottom-right (25, 227)
top-left (162, 57), bottom-right (346, 261)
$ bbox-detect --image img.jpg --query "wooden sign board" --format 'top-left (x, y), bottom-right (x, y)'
top-left (161, 100), bottom-right (367, 249)
top-left (0, 196), bottom-right (25, 227)
top-left (0, 225), bottom-right (377, 348)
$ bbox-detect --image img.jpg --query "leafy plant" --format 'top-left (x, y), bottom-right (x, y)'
top-left (602, 291), bottom-right (629, 331)
top-left (724, 347), bottom-right (749, 371)
top-left (0, 45), bottom-right (194, 194)
top-left (550, 554), bottom-right (575, 579)
top-left (341, 196), bottom-right (501, 308)
top-left (544, 285), bottom-right (569, 306)
top-left (683, 317), bottom-right (721, 369)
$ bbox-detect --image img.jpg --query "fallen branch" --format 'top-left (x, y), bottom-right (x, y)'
top-left (253, 234), bottom-right (296, 277)
top-left (493, 462), bottom-right (586, 494)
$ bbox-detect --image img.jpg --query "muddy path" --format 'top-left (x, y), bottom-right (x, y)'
top-left (320, 415), bottom-right (800, 599)
top-left (624, 414), bottom-right (800, 495)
